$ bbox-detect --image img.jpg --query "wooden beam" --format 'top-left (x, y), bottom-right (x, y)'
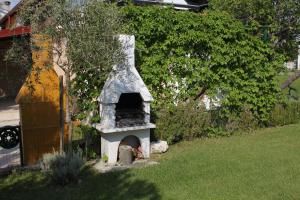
top-left (0, 26), bottom-right (31, 39)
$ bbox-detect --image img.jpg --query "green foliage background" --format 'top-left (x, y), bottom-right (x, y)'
top-left (122, 6), bottom-right (284, 122)
top-left (209, 0), bottom-right (300, 60)
top-left (9, 2), bottom-right (287, 125)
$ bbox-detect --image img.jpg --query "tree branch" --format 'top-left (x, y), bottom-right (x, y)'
top-left (194, 86), bottom-right (208, 100)
top-left (281, 70), bottom-right (300, 89)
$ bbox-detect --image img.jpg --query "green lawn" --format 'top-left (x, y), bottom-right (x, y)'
top-left (1, 124), bottom-right (300, 200)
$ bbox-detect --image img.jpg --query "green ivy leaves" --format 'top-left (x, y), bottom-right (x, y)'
top-left (122, 6), bottom-right (284, 122)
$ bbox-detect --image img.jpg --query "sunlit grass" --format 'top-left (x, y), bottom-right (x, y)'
top-left (1, 123), bottom-right (300, 200)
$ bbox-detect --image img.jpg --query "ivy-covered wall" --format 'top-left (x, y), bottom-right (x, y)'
top-left (122, 6), bottom-right (284, 122)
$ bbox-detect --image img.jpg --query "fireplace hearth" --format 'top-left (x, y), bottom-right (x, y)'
top-left (115, 93), bottom-right (145, 128)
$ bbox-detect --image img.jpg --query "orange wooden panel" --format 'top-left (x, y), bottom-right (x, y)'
top-left (20, 102), bottom-right (60, 129)
top-left (22, 125), bottom-right (69, 165)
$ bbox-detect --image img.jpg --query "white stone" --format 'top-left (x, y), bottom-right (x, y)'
top-left (98, 35), bottom-right (153, 104)
top-left (95, 123), bottom-right (155, 134)
top-left (143, 102), bottom-right (151, 124)
top-left (99, 104), bottom-right (116, 129)
top-left (101, 129), bottom-right (151, 164)
top-left (150, 140), bottom-right (169, 154)
top-left (98, 35), bottom-right (154, 129)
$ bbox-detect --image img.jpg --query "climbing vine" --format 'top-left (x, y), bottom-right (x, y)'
top-left (122, 6), bottom-right (284, 122)
top-left (210, 0), bottom-right (300, 61)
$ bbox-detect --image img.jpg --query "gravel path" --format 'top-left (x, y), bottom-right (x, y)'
top-left (0, 99), bottom-right (20, 127)
top-left (0, 146), bottom-right (20, 168)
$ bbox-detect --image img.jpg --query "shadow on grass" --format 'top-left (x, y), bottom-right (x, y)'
top-left (0, 169), bottom-right (161, 200)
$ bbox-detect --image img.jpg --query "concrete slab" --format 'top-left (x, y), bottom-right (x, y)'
top-left (94, 159), bottom-right (159, 173)
top-left (0, 99), bottom-right (20, 127)
top-left (0, 145), bottom-right (20, 168)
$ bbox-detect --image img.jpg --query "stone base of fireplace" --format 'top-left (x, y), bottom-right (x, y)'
top-left (94, 159), bottom-right (159, 173)
top-left (96, 123), bottom-right (155, 164)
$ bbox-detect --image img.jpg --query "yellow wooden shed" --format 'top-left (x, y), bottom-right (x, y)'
top-left (16, 35), bottom-right (68, 165)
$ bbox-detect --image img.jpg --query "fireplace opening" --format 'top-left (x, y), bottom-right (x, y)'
top-left (118, 135), bottom-right (143, 164)
top-left (115, 93), bottom-right (145, 127)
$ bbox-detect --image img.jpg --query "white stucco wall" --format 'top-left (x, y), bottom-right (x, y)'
top-left (285, 45), bottom-right (300, 70)
top-left (297, 45), bottom-right (300, 70)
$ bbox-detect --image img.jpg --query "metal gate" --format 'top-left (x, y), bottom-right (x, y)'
top-left (0, 126), bottom-right (23, 169)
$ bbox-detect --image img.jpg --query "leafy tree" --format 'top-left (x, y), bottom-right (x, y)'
top-left (209, 0), bottom-right (300, 61)
top-left (122, 6), bottom-right (284, 122)
top-left (9, 0), bottom-right (124, 147)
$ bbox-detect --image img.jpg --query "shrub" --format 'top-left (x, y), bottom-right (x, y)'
top-left (156, 102), bottom-right (259, 144)
top-left (156, 100), bottom-right (300, 144)
top-left (73, 125), bottom-right (101, 159)
top-left (156, 102), bottom-right (214, 144)
top-left (268, 101), bottom-right (300, 126)
top-left (212, 107), bottom-right (259, 133)
top-left (40, 150), bottom-right (84, 185)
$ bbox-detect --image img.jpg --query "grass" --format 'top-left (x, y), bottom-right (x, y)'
top-left (1, 124), bottom-right (300, 200)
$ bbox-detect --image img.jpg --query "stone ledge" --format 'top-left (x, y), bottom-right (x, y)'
top-left (94, 123), bottom-right (156, 133)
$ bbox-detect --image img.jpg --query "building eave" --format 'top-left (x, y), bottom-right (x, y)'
top-left (0, 26), bottom-right (31, 39)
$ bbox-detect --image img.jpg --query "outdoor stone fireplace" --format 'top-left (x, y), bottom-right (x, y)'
top-left (95, 35), bottom-right (155, 164)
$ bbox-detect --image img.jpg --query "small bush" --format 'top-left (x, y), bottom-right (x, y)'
top-left (156, 102), bottom-right (212, 144)
top-left (73, 125), bottom-right (101, 159)
top-left (216, 107), bottom-right (259, 132)
top-left (156, 102), bottom-right (259, 144)
top-left (156, 100), bottom-right (300, 145)
top-left (268, 101), bottom-right (300, 126)
top-left (40, 150), bottom-right (84, 185)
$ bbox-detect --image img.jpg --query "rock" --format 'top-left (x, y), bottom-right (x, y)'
top-left (119, 145), bottom-right (133, 165)
top-left (150, 140), bottom-right (169, 154)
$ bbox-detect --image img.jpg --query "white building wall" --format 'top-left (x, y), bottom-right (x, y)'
top-left (285, 45), bottom-right (300, 70)
top-left (297, 45), bottom-right (300, 70)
